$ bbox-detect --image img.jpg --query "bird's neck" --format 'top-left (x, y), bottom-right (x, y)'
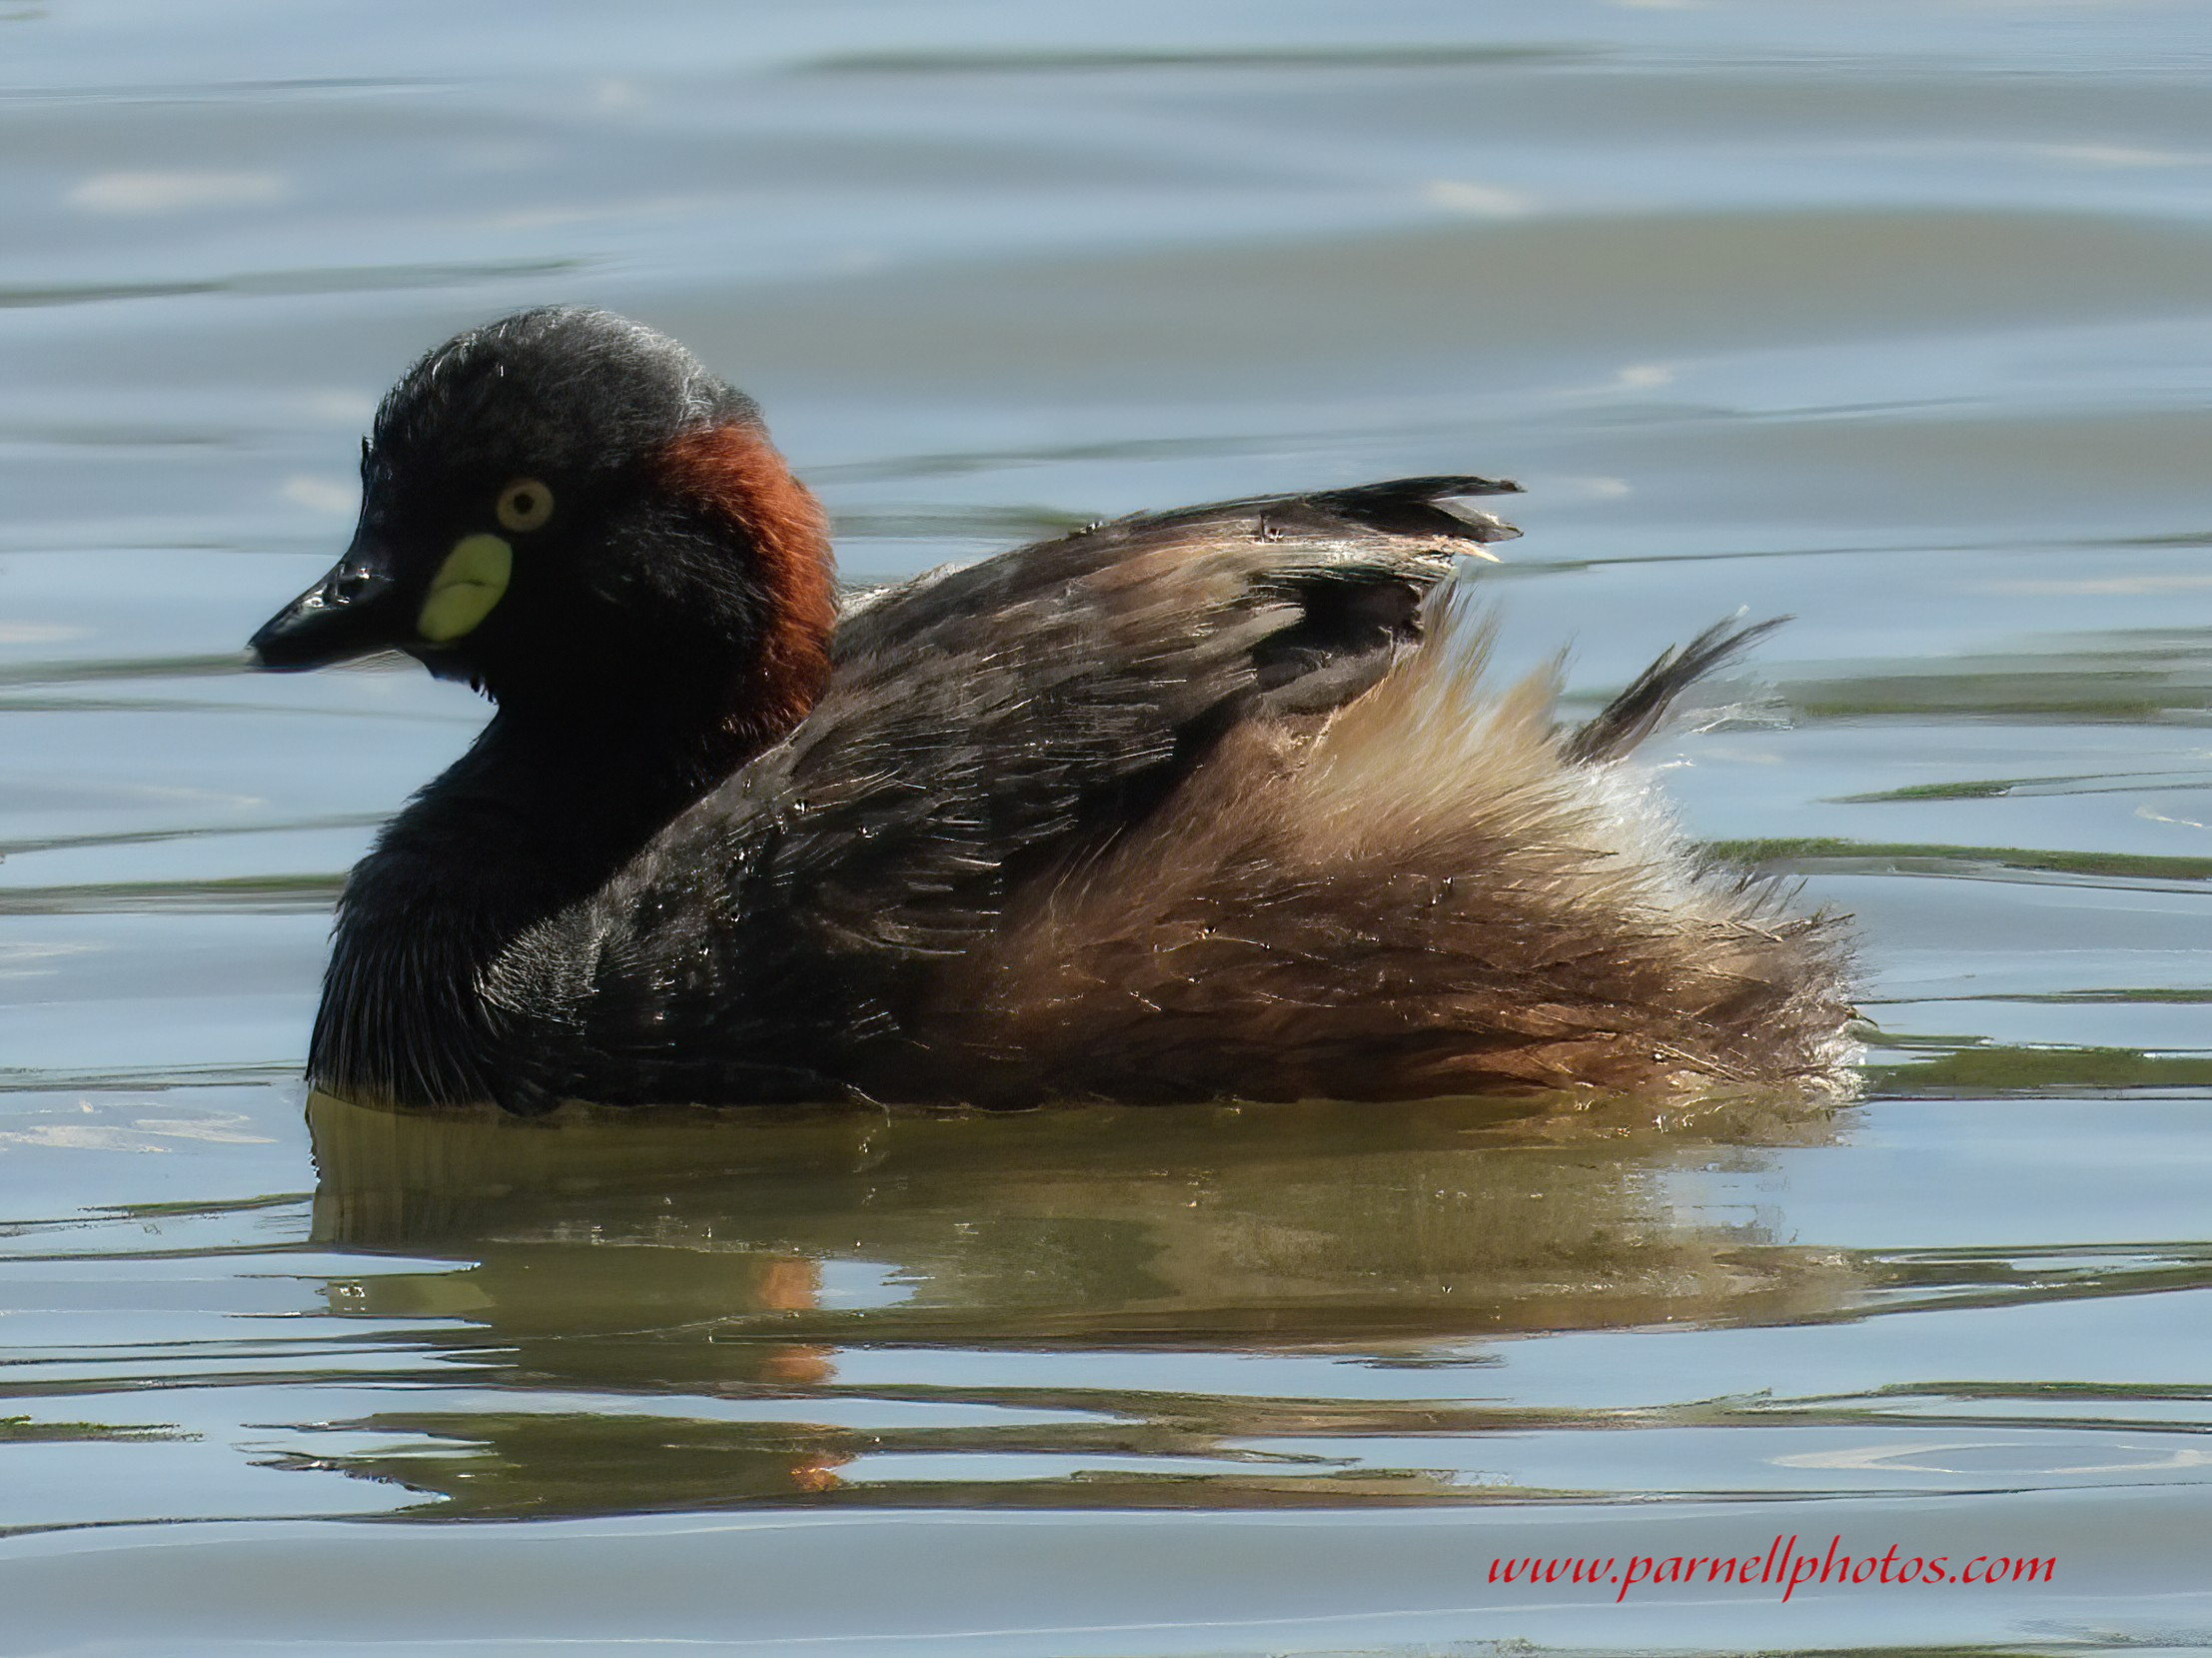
top-left (310, 680), bottom-right (795, 1112)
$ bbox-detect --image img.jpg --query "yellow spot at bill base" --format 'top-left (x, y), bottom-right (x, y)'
top-left (417, 533), bottom-right (513, 643)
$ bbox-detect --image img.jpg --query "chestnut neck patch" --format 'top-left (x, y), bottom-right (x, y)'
top-left (656, 422), bottom-right (837, 759)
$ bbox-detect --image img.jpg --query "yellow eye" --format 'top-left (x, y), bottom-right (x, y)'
top-left (495, 477), bottom-right (553, 533)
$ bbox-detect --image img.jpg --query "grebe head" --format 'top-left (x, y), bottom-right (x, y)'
top-left (249, 307), bottom-right (833, 729)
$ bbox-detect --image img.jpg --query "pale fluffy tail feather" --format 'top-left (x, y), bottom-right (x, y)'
top-left (964, 583), bottom-right (1854, 1101)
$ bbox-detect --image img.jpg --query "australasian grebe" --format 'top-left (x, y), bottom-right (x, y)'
top-left (249, 307), bottom-right (1851, 1114)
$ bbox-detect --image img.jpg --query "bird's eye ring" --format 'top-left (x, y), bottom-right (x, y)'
top-left (495, 478), bottom-right (554, 533)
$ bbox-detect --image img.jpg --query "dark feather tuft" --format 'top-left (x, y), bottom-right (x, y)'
top-left (1563, 616), bottom-right (1790, 767)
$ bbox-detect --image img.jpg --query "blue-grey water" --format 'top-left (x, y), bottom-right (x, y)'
top-left (3, 3), bottom-right (2209, 1653)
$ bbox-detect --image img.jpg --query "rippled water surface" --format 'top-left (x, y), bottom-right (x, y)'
top-left (4, 3), bottom-right (2210, 1653)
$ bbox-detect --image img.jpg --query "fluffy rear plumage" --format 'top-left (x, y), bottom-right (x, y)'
top-left (962, 585), bottom-right (1851, 1099)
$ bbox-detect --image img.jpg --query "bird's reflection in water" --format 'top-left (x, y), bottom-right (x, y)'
top-left (303, 1088), bottom-right (1854, 1517)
